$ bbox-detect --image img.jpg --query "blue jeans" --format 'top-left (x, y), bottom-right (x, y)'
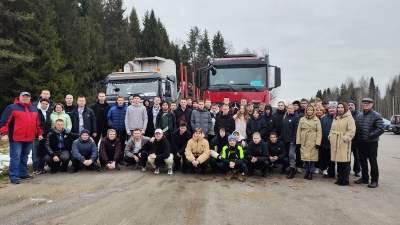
top-left (32, 139), bottom-right (44, 172)
top-left (304, 161), bottom-right (315, 172)
top-left (9, 141), bottom-right (33, 181)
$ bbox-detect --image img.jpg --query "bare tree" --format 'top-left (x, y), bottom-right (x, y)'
top-left (270, 88), bottom-right (279, 105)
top-left (225, 40), bottom-right (235, 54)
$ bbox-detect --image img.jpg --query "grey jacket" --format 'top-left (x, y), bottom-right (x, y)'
top-left (191, 108), bottom-right (212, 135)
top-left (124, 136), bottom-right (151, 158)
top-left (125, 103), bottom-right (148, 132)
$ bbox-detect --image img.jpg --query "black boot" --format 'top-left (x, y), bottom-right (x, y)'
top-left (307, 172), bottom-right (313, 180)
top-left (287, 167), bottom-right (295, 179)
top-left (303, 171), bottom-right (309, 179)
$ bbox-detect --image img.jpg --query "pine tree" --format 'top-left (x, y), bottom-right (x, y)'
top-left (316, 90), bottom-right (323, 99)
top-left (129, 6), bottom-right (141, 56)
top-left (368, 77), bottom-right (376, 99)
top-left (187, 26), bottom-right (200, 72)
top-left (197, 29), bottom-right (212, 67)
top-left (180, 44), bottom-right (190, 67)
top-left (212, 31), bottom-right (227, 58)
top-left (157, 18), bottom-right (171, 58)
top-left (140, 10), bottom-right (159, 57)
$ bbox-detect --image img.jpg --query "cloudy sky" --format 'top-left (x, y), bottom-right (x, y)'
top-left (124, 0), bottom-right (400, 104)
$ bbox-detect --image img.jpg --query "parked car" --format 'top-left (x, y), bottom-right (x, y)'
top-left (383, 118), bottom-right (391, 131)
top-left (389, 115), bottom-right (400, 134)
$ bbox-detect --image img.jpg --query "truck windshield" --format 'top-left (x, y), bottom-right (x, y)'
top-left (209, 67), bottom-right (267, 87)
top-left (106, 81), bottom-right (158, 97)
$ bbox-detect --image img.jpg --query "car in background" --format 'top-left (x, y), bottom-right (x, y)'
top-left (383, 118), bottom-right (391, 131)
top-left (388, 115), bottom-right (400, 134)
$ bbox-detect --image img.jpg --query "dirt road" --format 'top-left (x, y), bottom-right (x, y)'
top-left (0, 133), bottom-right (399, 225)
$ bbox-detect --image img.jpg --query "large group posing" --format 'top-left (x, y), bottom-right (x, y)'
top-left (0, 90), bottom-right (384, 188)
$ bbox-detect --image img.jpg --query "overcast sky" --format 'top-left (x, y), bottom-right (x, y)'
top-left (124, 0), bottom-right (400, 104)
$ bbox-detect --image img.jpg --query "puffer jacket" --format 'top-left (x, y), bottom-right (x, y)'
top-left (50, 110), bottom-right (72, 131)
top-left (185, 134), bottom-right (210, 163)
top-left (214, 113), bottom-right (235, 135)
top-left (329, 110), bottom-right (356, 162)
top-left (190, 108), bottom-right (212, 135)
top-left (355, 109), bottom-right (384, 143)
top-left (320, 114), bottom-right (334, 149)
top-left (267, 140), bottom-right (286, 160)
top-left (296, 107), bottom-right (322, 162)
top-left (245, 140), bottom-right (269, 162)
top-left (107, 104), bottom-right (127, 132)
top-left (246, 116), bottom-right (268, 142)
top-left (71, 137), bottom-right (98, 163)
top-left (280, 113), bottom-right (299, 144)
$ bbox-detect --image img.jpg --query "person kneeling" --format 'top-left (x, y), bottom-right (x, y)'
top-left (98, 129), bottom-right (121, 172)
top-left (245, 132), bottom-right (270, 177)
top-left (70, 129), bottom-right (99, 173)
top-left (185, 127), bottom-right (210, 175)
top-left (148, 129), bottom-right (174, 175)
top-left (220, 135), bottom-right (247, 181)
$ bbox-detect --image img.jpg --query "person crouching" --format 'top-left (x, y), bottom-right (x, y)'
top-left (70, 129), bottom-right (99, 173)
top-left (220, 134), bottom-right (247, 181)
top-left (184, 127), bottom-right (210, 175)
top-left (98, 129), bottom-right (121, 172)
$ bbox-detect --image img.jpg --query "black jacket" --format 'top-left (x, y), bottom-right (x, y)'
top-left (210, 133), bottom-right (228, 154)
top-left (64, 104), bottom-right (75, 117)
top-left (320, 114), bottom-right (334, 148)
top-left (171, 128), bottom-right (192, 155)
top-left (267, 140), bottom-right (286, 160)
top-left (280, 113), bottom-right (299, 144)
top-left (32, 98), bottom-right (56, 111)
top-left (214, 113), bottom-right (235, 135)
top-left (150, 136), bottom-right (171, 159)
top-left (173, 106), bottom-right (192, 131)
top-left (70, 107), bottom-right (97, 135)
top-left (262, 113), bottom-right (277, 141)
top-left (273, 109), bottom-right (286, 136)
top-left (45, 128), bottom-right (79, 157)
top-left (146, 106), bottom-right (161, 137)
top-left (355, 109), bottom-right (384, 143)
top-left (156, 110), bottom-right (176, 136)
top-left (91, 101), bottom-right (110, 130)
top-left (38, 110), bottom-right (52, 135)
top-left (246, 116), bottom-right (268, 142)
top-left (245, 140), bottom-right (269, 162)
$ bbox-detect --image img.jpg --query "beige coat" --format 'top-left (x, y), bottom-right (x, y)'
top-left (185, 134), bottom-right (210, 164)
top-left (329, 110), bottom-right (356, 162)
top-left (296, 107), bottom-right (322, 162)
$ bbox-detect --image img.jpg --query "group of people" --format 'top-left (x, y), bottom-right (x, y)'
top-left (0, 91), bottom-right (384, 188)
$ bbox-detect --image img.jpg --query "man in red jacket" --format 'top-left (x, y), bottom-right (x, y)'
top-left (0, 92), bottom-right (44, 184)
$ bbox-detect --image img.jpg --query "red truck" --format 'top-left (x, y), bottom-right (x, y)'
top-left (194, 54), bottom-right (281, 108)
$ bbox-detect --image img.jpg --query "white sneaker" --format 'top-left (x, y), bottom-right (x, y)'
top-left (322, 169), bottom-right (328, 175)
top-left (167, 168), bottom-right (173, 175)
top-left (314, 168), bottom-right (320, 174)
top-left (141, 166), bottom-right (147, 172)
top-left (296, 167), bottom-right (302, 173)
top-left (154, 167), bottom-right (159, 174)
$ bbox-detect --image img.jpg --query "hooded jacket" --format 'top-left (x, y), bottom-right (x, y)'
top-left (246, 115), bottom-right (268, 142)
top-left (45, 128), bottom-right (79, 156)
top-left (150, 136), bottom-right (171, 159)
top-left (210, 132), bottom-right (228, 154)
top-left (173, 105), bottom-right (192, 131)
top-left (355, 109), bottom-right (384, 143)
top-left (245, 140), bottom-right (269, 162)
top-left (280, 112), bottom-right (299, 144)
top-left (32, 98), bottom-right (55, 111)
top-left (171, 128), bottom-right (192, 155)
top-left (107, 104), bottom-right (127, 132)
top-left (190, 108), bottom-right (212, 135)
top-left (273, 108), bottom-right (286, 136)
top-left (0, 97), bottom-right (43, 142)
top-left (296, 107), bottom-right (322, 162)
top-left (185, 134), bottom-right (210, 163)
top-left (262, 113), bottom-right (277, 141)
top-left (267, 140), bottom-right (286, 160)
top-left (50, 110), bottom-right (72, 131)
top-left (221, 144), bottom-right (245, 164)
top-left (71, 137), bottom-right (98, 163)
top-left (124, 136), bottom-right (151, 158)
top-left (70, 106), bottom-right (97, 134)
top-left (214, 113), bottom-right (235, 135)
top-left (99, 136), bottom-right (121, 163)
top-left (125, 103), bottom-right (148, 132)
top-left (329, 110), bottom-right (356, 162)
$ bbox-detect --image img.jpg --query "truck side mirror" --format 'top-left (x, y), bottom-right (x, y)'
top-left (274, 67), bottom-right (281, 87)
top-left (167, 75), bottom-right (175, 83)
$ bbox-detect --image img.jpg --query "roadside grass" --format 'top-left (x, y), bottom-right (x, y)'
top-left (0, 141), bottom-right (9, 154)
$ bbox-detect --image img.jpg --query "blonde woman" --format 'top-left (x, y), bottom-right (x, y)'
top-left (233, 104), bottom-right (249, 140)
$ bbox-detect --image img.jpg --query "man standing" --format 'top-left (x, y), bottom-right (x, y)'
top-left (354, 98), bottom-right (384, 188)
top-left (125, 94), bottom-right (148, 136)
top-left (155, 101), bottom-right (176, 143)
top-left (299, 98), bottom-right (308, 114)
top-left (91, 92), bottom-right (110, 145)
top-left (322, 100), bottom-right (329, 114)
top-left (190, 100), bottom-right (212, 139)
top-left (205, 99), bottom-right (212, 111)
top-left (146, 96), bottom-right (161, 137)
top-left (70, 96), bottom-right (97, 137)
top-left (0, 92), bottom-right (44, 184)
top-left (32, 89), bottom-right (55, 110)
top-left (347, 100), bottom-right (361, 177)
top-left (64, 94), bottom-right (75, 116)
top-left (273, 101), bottom-right (286, 136)
top-left (70, 129), bottom-right (99, 173)
top-left (174, 99), bottom-right (192, 132)
top-left (107, 96), bottom-right (127, 164)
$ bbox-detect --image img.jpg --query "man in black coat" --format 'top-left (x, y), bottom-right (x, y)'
top-left (347, 99), bottom-right (361, 177)
top-left (148, 129), bottom-right (174, 175)
top-left (273, 101), bottom-right (286, 136)
top-left (267, 132), bottom-right (288, 174)
top-left (174, 99), bottom-right (192, 132)
top-left (262, 104), bottom-right (277, 141)
top-left (214, 104), bottom-right (235, 135)
top-left (246, 109), bottom-right (267, 142)
top-left (245, 132), bottom-right (270, 177)
top-left (171, 122), bottom-right (192, 173)
top-left (70, 96), bottom-right (97, 137)
top-left (90, 92), bottom-right (110, 145)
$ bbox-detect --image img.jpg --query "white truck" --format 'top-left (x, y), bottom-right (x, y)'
top-left (100, 56), bottom-right (177, 105)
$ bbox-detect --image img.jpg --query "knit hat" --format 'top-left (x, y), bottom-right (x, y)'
top-left (347, 100), bottom-right (357, 106)
top-left (228, 134), bottom-right (236, 141)
top-left (80, 129), bottom-right (90, 136)
top-left (328, 102), bottom-right (337, 108)
top-left (265, 104), bottom-right (272, 110)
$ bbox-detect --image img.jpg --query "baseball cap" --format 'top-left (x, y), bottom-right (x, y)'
top-left (362, 98), bottom-right (374, 103)
top-left (20, 92), bottom-right (31, 96)
top-left (155, 128), bottom-right (163, 134)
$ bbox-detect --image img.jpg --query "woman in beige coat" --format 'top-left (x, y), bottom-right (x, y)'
top-left (329, 102), bottom-right (356, 186)
top-left (296, 105), bottom-right (322, 180)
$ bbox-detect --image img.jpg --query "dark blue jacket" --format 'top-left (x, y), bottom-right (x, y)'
top-left (246, 116), bottom-right (268, 142)
top-left (355, 109), bottom-right (384, 143)
top-left (320, 114), bottom-right (334, 148)
top-left (280, 113), bottom-right (299, 144)
top-left (72, 138), bottom-right (98, 163)
top-left (107, 104), bottom-right (127, 132)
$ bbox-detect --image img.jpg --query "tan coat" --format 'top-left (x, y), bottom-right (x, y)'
top-left (185, 134), bottom-right (210, 164)
top-left (329, 110), bottom-right (356, 162)
top-left (296, 107), bottom-right (322, 162)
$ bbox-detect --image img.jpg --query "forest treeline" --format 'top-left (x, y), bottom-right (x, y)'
top-left (0, 0), bottom-right (228, 110)
top-left (313, 75), bottom-right (400, 120)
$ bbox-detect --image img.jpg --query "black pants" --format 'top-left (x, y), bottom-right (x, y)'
top-left (172, 152), bottom-right (187, 171)
top-left (246, 160), bottom-right (270, 176)
top-left (123, 150), bottom-right (148, 166)
top-left (272, 157), bottom-right (289, 170)
top-left (116, 131), bottom-right (127, 161)
top-left (71, 153), bottom-right (97, 170)
top-left (219, 161), bottom-right (247, 173)
top-left (184, 158), bottom-right (210, 172)
top-left (351, 141), bottom-right (361, 173)
top-left (358, 141), bottom-right (379, 182)
top-left (295, 145), bottom-right (303, 168)
top-left (319, 147), bottom-right (331, 171)
top-left (100, 151), bottom-right (123, 166)
top-left (44, 150), bottom-right (70, 171)
top-left (93, 127), bottom-right (108, 146)
top-left (337, 162), bottom-right (350, 182)
top-left (209, 157), bottom-right (221, 173)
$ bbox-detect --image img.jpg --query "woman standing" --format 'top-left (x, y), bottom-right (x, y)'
top-left (329, 102), bottom-right (355, 186)
top-left (280, 104), bottom-right (300, 179)
top-left (296, 105), bottom-right (322, 180)
top-left (233, 105), bottom-right (249, 141)
top-left (50, 103), bottom-right (72, 133)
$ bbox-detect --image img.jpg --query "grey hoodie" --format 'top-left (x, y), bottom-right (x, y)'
top-left (125, 103), bottom-right (148, 132)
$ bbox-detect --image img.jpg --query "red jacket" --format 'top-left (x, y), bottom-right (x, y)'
top-left (0, 97), bottom-right (43, 142)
